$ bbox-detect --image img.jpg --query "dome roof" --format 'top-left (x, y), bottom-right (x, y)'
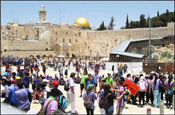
top-left (74, 17), bottom-right (90, 28)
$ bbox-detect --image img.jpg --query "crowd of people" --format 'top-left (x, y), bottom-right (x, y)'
top-left (1, 56), bottom-right (175, 115)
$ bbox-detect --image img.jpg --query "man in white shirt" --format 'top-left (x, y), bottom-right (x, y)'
top-left (67, 73), bottom-right (78, 114)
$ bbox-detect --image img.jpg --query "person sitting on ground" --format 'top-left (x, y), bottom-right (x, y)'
top-left (74, 76), bottom-right (81, 84)
top-left (59, 76), bottom-right (65, 86)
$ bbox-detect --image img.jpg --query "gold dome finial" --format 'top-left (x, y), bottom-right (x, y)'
top-left (74, 17), bottom-right (90, 28)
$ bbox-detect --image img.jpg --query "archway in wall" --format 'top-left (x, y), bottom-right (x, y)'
top-left (29, 55), bottom-right (34, 58)
top-left (36, 55), bottom-right (41, 59)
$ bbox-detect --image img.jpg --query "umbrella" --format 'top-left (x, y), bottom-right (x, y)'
top-left (57, 55), bottom-right (65, 58)
top-left (100, 58), bottom-right (109, 61)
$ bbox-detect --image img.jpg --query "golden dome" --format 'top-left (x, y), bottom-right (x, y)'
top-left (74, 17), bottom-right (90, 28)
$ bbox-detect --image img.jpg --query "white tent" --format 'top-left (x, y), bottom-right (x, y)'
top-left (100, 58), bottom-right (109, 61)
top-left (57, 55), bottom-right (65, 58)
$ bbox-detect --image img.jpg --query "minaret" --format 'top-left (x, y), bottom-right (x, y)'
top-left (39, 5), bottom-right (46, 23)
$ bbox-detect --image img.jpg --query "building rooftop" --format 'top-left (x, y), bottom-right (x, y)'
top-left (112, 37), bottom-right (162, 52)
top-left (110, 51), bottom-right (145, 58)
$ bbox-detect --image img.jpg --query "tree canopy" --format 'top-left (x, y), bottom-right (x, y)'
top-left (122, 9), bottom-right (174, 29)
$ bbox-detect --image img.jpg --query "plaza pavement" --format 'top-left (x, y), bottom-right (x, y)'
top-left (1, 64), bottom-right (174, 114)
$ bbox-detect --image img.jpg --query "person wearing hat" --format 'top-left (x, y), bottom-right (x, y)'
top-left (67, 72), bottom-right (78, 114)
top-left (43, 89), bottom-right (61, 114)
top-left (82, 84), bottom-right (97, 115)
top-left (59, 76), bottom-right (65, 86)
top-left (102, 73), bottom-right (113, 88)
top-left (52, 80), bottom-right (59, 88)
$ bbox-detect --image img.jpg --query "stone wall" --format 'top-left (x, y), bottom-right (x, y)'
top-left (1, 22), bottom-right (174, 58)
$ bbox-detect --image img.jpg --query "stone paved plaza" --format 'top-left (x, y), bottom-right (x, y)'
top-left (1, 64), bottom-right (174, 114)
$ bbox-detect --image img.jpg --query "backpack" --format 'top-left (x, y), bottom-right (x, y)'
top-left (167, 82), bottom-right (173, 95)
top-left (99, 93), bottom-right (111, 109)
top-left (83, 93), bottom-right (93, 109)
top-left (64, 80), bottom-right (70, 91)
top-left (159, 81), bottom-right (164, 92)
top-left (58, 94), bottom-right (68, 111)
top-left (139, 81), bottom-right (146, 92)
top-left (27, 89), bottom-right (33, 103)
top-left (37, 99), bottom-right (54, 115)
top-left (65, 69), bottom-right (68, 73)
top-left (8, 86), bottom-right (18, 106)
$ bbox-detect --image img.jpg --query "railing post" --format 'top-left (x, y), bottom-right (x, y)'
top-left (147, 107), bottom-right (151, 115)
top-left (160, 100), bottom-right (164, 115)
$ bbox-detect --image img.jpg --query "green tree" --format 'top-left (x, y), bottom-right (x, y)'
top-left (157, 11), bottom-right (159, 17)
top-left (139, 14), bottom-right (146, 27)
top-left (108, 17), bottom-right (115, 30)
top-left (130, 20), bottom-right (139, 28)
top-left (146, 16), bottom-right (150, 27)
top-left (151, 17), bottom-right (163, 27)
top-left (126, 15), bottom-right (129, 29)
top-left (166, 9), bottom-right (170, 17)
top-left (97, 21), bottom-right (107, 31)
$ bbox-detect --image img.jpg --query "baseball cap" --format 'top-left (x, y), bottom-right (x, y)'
top-left (16, 76), bottom-right (21, 80)
top-left (52, 80), bottom-right (59, 86)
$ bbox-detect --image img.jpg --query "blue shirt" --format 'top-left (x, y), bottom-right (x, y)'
top-left (127, 78), bottom-right (134, 82)
top-left (98, 89), bottom-right (104, 105)
top-left (152, 79), bottom-right (160, 90)
top-left (82, 91), bottom-right (97, 109)
top-left (5, 85), bottom-right (18, 99)
top-left (86, 80), bottom-right (95, 89)
top-left (15, 88), bottom-right (30, 110)
top-left (93, 74), bottom-right (99, 83)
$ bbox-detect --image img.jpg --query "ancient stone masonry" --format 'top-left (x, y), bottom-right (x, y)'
top-left (1, 5), bottom-right (174, 58)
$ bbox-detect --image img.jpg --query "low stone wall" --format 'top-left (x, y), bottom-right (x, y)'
top-left (2, 50), bottom-right (56, 58)
top-left (106, 62), bottom-right (143, 74)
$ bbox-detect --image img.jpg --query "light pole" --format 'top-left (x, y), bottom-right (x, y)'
top-left (149, 18), bottom-right (151, 63)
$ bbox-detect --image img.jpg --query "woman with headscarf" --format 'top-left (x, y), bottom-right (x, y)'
top-left (82, 84), bottom-right (97, 115)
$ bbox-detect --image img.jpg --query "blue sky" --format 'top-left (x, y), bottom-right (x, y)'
top-left (1, 1), bottom-right (174, 30)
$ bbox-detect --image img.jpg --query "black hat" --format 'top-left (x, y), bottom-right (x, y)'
top-left (70, 72), bottom-right (75, 78)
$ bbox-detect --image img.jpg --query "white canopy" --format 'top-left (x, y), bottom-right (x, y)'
top-left (57, 55), bottom-right (65, 58)
top-left (100, 58), bottom-right (109, 61)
